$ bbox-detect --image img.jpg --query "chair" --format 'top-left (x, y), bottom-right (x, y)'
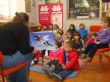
top-left (88, 25), bottom-right (101, 37)
top-left (0, 52), bottom-right (29, 82)
top-left (97, 48), bottom-right (110, 73)
top-left (89, 25), bottom-right (110, 73)
top-left (89, 25), bottom-right (101, 32)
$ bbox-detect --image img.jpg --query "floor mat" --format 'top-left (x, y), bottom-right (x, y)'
top-left (30, 59), bottom-right (84, 78)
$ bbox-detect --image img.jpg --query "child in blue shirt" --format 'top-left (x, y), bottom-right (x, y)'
top-left (78, 23), bottom-right (88, 42)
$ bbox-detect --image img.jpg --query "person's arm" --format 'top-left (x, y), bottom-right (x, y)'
top-left (49, 51), bottom-right (54, 60)
top-left (100, 30), bottom-right (110, 43)
top-left (58, 49), bottom-right (65, 64)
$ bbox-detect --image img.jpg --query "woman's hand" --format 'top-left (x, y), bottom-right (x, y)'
top-left (95, 41), bottom-right (101, 44)
top-left (108, 44), bottom-right (110, 47)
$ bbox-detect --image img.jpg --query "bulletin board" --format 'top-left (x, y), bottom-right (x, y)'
top-left (69, 0), bottom-right (100, 19)
top-left (38, 3), bottom-right (63, 29)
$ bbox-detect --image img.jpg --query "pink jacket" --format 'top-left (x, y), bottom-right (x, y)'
top-left (49, 48), bottom-right (64, 64)
top-left (85, 39), bottom-right (95, 46)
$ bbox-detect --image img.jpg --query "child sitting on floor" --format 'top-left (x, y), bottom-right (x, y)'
top-left (72, 32), bottom-right (84, 56)
top-left (78, 23), bottom-right (88, 42)
top-left (46, 40), bottom-right (79, 81)
top-left (43, 40), bottom-right (64, 72)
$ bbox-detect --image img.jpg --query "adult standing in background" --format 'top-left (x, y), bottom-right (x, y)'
top-left (0, 12), bottom-right (34, 82)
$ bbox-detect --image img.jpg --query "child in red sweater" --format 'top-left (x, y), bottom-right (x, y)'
top-left (43, 40), bottom-right (64, 72)
top-left (48, 40), bottom-right (79, 81)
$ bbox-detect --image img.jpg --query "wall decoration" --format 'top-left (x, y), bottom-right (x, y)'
top-left (38, 4), bottom-right (51, 26)
top-left (38, 3), bottom-right (63, 28)
top-left (69, 0), bottom-right (100, 19)
top-left (50, 4), bottom-right (63, 28)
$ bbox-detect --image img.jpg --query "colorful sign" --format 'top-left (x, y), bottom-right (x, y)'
top-left (38, 3), bottom-right (63, 28)
top-left (38, 4), bottom-right (51, 26)
top-left (51, 4), bottom-right (63, 29)
top-left (69, 0), bottom-right (100, 19)
top-left (30, 31), bottom-right (55, 50)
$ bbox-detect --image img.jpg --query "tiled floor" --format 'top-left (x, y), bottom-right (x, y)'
top-left (29, 53), bottom-right (110, 82)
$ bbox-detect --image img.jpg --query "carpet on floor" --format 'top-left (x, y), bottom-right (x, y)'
top-left (30, 59), bottom-right (84, 78)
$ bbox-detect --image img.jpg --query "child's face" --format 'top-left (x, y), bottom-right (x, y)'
top-left (79, 25), bottom-right (84, 29)
top-left (91, 35), bottom-right (96, 39)
top-left (70, 26), bottom-right (73, 30)
top-left (63, 43), bottom-right (72, 52)
top-left (63, 35), bottom-right (69, 41)
top-left (54, 44), bottom-right (59, 49)
top-left (53, 26), bottom-right (58, 30)
top-left (49, 25), bottom-right (53, 28)
top-left (74, 35), bottom-right (80, 40)
top-left (43, 25), bottom-right (47, 29)
top-left (101, 21), bottom-right (108, 28)
top-left (66, 32), bottom-right (71, 37)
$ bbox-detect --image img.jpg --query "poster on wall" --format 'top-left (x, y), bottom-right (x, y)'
top-left (30, 31), bottom-right (55, 50)
top-left (50, 4), bottom-right (63, 29)
top-left (45, 0), bottom-right (61, 3)
top-left (69, 0), bottom-right (100, 19)
top-left (39, 4), bottom-right (51, 26)
top-left (38, 3), bottom-right (63, 28)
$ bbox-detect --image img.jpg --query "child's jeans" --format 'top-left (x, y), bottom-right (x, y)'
top-left (53, 68), bottom-right (73, 80)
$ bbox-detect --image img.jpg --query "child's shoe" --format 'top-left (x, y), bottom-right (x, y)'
top-left (44, 70), bottom-right (53, 79)
top-left (49, 65), bottom-right (55, 72)
top-left (43, 58), bottom-right (50, 65)
top-left (43, 65), bottom-right (49, 71)
top-left (31, 60), bottom-right (35, 66)
top-left (84, 57), bottom-right (92, 64)
top-left (52, 72), bottom-right (62, 82)
top-left (80, 53), bottom-right (87, 59)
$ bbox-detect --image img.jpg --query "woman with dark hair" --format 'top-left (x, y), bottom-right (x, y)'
top-left (0, 12), bottom-right (34, 82)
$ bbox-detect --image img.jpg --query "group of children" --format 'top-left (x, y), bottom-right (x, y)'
top-left (32, 16), bottom-right (110, 82)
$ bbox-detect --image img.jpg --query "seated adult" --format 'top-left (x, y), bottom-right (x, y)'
top-left (0, 12), bottom-right (34, 82)
top-left (81, 17), bottom-right (110, 63)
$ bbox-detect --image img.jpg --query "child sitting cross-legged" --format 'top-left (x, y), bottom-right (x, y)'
top-left (43, 40), bottom-right (64, 72)
top-left (45, 40), bottom-right (79, 82)
top-left (72, 32), bottom-right (84, 57)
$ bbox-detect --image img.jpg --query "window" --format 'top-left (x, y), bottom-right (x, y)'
top-left (0, 0), bottom-right (17, 22)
